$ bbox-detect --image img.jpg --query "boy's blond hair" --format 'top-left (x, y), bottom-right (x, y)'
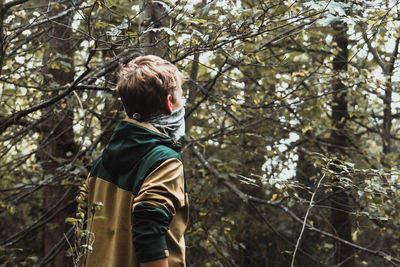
top-left (117, 55), bottom-right (185, 120)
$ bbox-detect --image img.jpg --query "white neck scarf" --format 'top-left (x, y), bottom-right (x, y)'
top-left (145, 106), bottom-right (186, 141)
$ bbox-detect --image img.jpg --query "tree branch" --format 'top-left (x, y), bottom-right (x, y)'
top-left (187, 139), bottom-right (400, 265)
top-left (1, 0), bottom-right (30, 17)
top-left (291, 172), bottom-right (326, 267)
top-left (360, 23), bottom-right (387, 72)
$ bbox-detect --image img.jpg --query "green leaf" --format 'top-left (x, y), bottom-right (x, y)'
top-left (199, 0), bottom-right (216, 17)
top-left (65, 217), bottom-right (78, 224)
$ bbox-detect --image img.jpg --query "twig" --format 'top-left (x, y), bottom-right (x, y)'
top-left (291, 172), bottom-right (326, 267)
top-left (0, 47), bottom-right (93, 135)
top-left (1, 187), bottom-right (73, 246)
top-left (187, 139), bottom-right (400, 265)
top-left (249, 202), bottom-right (326, 266)
top-left (38, 225), bottom-right (75, 266)
top-left (0, 0), bottom-right (30, 16)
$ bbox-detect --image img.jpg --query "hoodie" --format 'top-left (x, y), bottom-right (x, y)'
top-left (78, 118), bottom-right (188, 267)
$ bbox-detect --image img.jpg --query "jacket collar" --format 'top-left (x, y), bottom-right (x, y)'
top-left (123, 118), bottom-right (169, 137)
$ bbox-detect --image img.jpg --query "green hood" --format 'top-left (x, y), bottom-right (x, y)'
top-left (102, 120), bottom-right (181, 173)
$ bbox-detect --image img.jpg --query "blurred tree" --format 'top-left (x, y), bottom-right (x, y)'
top-left (38, 0), bottom-right (76, 265)
top-left (0, 0), bottom-right (399, 266)
top-left (328, 19), bottom-right (353, 266)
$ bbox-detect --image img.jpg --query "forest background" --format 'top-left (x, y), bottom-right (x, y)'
top-left (0, 0), bottom-right (399, 266)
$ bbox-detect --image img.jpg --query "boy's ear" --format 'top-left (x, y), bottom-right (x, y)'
top-left (165, 94), bottom-right (173, 114)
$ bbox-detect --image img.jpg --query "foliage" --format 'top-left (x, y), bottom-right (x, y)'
top-left (65, 201), bottom-right (103, 266)
top-left (0, 0), bottom-right (399, 266)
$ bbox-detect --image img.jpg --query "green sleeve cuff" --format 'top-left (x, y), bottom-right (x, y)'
top-left (132, 202), bottom-right (171, 262)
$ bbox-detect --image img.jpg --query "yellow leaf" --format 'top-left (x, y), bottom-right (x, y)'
top-left (96, 0), bottom-right (103, 9)
top-left (50, 62), bottom-right (61, 70)
top-left (292, 71), bottom-right (305, 77)
top-left (8, 206), bottom-right (15, 214)
top-left (271, 194), bottom-right (278, 201)
top-left (302, 126), bottom-right (312, 135)
top-left (199, 212), bottom-right (207, 216)
top-left (352, 229), bottom-right (359, 241)
top-left (65, 217), bottom-right (78, 224)
top-left (255, 55), bottom-right (262, 64)
top-left (230, 105), bottom-right (237, 112)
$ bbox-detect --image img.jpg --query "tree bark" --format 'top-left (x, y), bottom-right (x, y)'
top-left (0, 0), bottom-right (6, 77)
top-left (361, 23), bottom-right (400, 159)
top-left (382, 37), bottom-right (399, 159)
top-left (328, 21), bottom-right (354, 267)
top-left (139, 0), bottom-right (170, 57)
top-left (39, 1), bottom-right (76, 266)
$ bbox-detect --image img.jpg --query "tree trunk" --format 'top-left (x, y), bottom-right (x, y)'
top-left (382, 37), bottom-right (399, 161)
top-left (0, 0), bottom-right (6, 77)
top-left (139, 0), bottom-right (170, 58)
top-left (328, 21), bottom-right (354, 267)
top-left (39, 1), bottom-right (76, 266)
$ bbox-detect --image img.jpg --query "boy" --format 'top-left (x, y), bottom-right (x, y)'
top-left (78, 55), bottom-right (188, 267)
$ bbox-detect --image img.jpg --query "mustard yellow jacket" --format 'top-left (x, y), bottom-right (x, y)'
top-left (78, 119), bottom-right (188, 267)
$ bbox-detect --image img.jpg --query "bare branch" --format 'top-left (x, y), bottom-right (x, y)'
top-left (291, 172), bottom-right (326, 267)
top-left (187, 139), bottom-right (400, 265)
top-left (360, 23), bottom-right (387, 72)
top-left (388, 36), bottom-right (400, 76)
top-left (1, 0), bottom-right (30, 17)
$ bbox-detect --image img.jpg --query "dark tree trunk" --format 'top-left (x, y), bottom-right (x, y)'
top-left (382, 66), bottom-right (395, 161)
top-left (328, 21), bottom-right (354, 267)
top-left (39, 1), bottom-right (76, 266)
top-left (139, 0), bottom-right (170, 58)
top-left (0, 1), bottom-right (6, 77)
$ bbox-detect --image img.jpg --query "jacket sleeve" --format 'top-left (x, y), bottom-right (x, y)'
top-left (132, 158), bottom-right (185, 263)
